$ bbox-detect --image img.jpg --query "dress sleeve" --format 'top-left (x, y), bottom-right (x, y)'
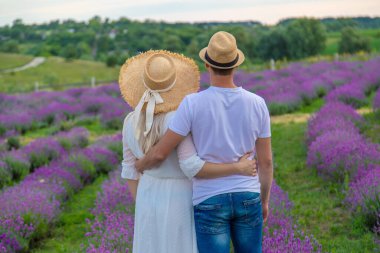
top-left (177, 135), bottom-right (205, 180)
top-left (121, 114), bottom-right (140, 180)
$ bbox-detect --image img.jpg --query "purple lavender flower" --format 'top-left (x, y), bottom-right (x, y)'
top-left (93, 171), bottom-right (133, 216)
top-left (326, 82), bottom-right (367, 108)
top-left (201, 58), bottom-right (380, 115)
top-left (307, 129), bottom-right (380, 181)
top-left (23, 138), bottom-right (67, 171)
top-left (1, 150), bottom-right (30, 181)
top-left (35, 101), bottom-right (82, 123)
top-left (0, 215), bottom-right (34, 253)
top-left (262, 181), bottom-right (322, 252)
top-left (306, 102), bottom-right (363, 145)
top-left (346, 164), bottom-right (380, 217)
top-left (55, 127), bottom-right (89, 150)
top-left (0, 113), bottom-right (34, 133)
top-left (80, 95), bottom-right (117, 115)
top-left (263, 226), bottom-right (322, 253)
top-left (267, 181), bottom-right (294, 231)
top-left (24, 164), bottom-right (82, 197)
top-left (307, 97), bottom-right (380, 238)
top-left (100, 105), bottom-right (128, 129)
top-left (86, 171), bottom-right (134, 253)
top-left (0, 134), bottom-right (122, 252)
top-left (0, 180), bottom-right (61, 223)
top-left (306, 116), bottom-right (360, 146)
top-left (82, 147), bottom-right (119, 173)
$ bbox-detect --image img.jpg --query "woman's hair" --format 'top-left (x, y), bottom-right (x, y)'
top-left (136, 111), bottom-right (168, 154)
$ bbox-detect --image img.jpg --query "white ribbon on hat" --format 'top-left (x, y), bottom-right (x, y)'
top-left (133, 77), bottom-right (176, 137)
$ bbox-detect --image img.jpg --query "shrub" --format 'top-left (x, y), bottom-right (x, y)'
top-left (0, 125), bottom-right (5, 137)
top-left (0, 161), bottom-right (11, 188)
top-left (338, 27), bottom-right (371, 54)
top-left (3, 153), bottom-right (30, 181)
top-left (6, 136), bottom-right (20, 150)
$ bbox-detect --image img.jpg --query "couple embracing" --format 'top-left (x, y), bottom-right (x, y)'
top-left (119, 31), bottom-right (273, 253)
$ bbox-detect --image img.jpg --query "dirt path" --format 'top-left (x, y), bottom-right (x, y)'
top-left (2, 57), bottom-right (45, 73)
top-left (271, 107), bottom-right (373, 124)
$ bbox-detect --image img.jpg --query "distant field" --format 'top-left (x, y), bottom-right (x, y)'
top-left (0, 52), bottom-right (33, 70)
top-left (0, 54), bottom-right (119, 93)
top-left (323, 29), bottom-right (380, 55)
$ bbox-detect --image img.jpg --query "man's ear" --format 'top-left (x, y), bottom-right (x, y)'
top-left (205, 63), bottom-right (212, 73)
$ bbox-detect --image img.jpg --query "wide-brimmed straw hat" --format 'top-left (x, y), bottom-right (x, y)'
top-left (119, 50), bottom-right (200, 136)
top-left (199, 31), bottom-right (245, 69)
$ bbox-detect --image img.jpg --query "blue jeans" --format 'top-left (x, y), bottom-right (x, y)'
top-left (194, 192), bottom-right (263, 253)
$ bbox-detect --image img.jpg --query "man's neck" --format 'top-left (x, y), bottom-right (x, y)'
top-left (210, 74), bottom-right (237, 88)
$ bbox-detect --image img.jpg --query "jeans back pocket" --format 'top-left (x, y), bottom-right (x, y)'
top-left (242, 194), bottom-right (262, 227)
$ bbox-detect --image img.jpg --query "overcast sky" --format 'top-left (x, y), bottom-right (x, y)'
top-left (0, 0), bottom-right (379, 26)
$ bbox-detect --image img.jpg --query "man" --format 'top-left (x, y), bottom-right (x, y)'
top-left (135, 31), bottom-right (273, 253)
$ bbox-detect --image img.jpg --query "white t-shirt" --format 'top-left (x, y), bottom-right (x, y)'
top-left (169, 86), bottom-right (271, 205)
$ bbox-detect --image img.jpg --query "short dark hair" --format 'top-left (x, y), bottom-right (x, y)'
top-left (210, 66), bottom-right (234, 76)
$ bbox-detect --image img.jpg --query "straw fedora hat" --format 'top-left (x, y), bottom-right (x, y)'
top-left (199, 31), bottom-right (245, 69)
top-left (119, 50), bottom-right (200, 136)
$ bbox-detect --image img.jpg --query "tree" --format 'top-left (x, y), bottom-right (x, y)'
top-left (258, 28), bottom-right (289, 60)
top-left (285, 18), bottom-right (326, 59)
top-left (204, 25), bottom-right (258, 59)
top-left (163, 35), bottom-right (183, 52)
top-left (63, 44), bottom-right (77, 60)
top-left (1, 40), bottom-right (19, 53)
top-left (186, 39), bottom-right (200, 59)
top-left (338, 27), bottom-right (371, 54)
top-left (106, 54), bottom-right (118, 67)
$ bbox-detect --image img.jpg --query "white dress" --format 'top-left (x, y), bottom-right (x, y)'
top-left (121, 111), bottom-right (204, 253)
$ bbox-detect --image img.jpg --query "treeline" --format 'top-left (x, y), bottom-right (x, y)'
top-left (281, 17), bottom-right (380, 31)
top-left (0, 16), bottom-right (378, 67)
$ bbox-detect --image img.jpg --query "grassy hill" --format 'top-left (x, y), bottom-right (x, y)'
top-left (0, 52), bottom-right (33, 70)
top-left (0, 53), bottom-right (119, 93)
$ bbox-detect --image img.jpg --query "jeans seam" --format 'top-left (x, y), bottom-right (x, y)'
top-left (229, 193), bottom-right (234, 218)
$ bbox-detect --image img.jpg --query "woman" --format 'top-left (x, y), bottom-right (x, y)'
top-left (119, 50), bottom-right (256, 253)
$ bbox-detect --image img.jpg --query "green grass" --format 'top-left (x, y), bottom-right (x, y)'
top-left (0, 54), bottom-right (119, 93)
top-left (31, 175), bottom-right (107, 253)
top-left (323, 34), bottom-right (340, 55)
top-left (20, 125), bottom-right (62, 145)
top-left (362, 112), bottom-right (380, 144)
top-left (323, 29), bottom-right (380, 55)
top-left (271, 122), bottom-right (378, 253)
top-left (0, 52), bottom-right (33, 70)
top-left (73, 118), bottom-right (120, 141)
top-left (296, 98), bottom-right (325, 114)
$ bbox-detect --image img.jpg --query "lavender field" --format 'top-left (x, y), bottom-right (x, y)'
top-left (1, 57), bottom-right (380, 253)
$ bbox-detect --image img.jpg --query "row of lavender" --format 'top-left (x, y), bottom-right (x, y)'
top-left (0, 133), bottom-right (122, 253)
top-left (85, 175), bottom-right (322, 252)
top-left (306, 96), bottom-right (380, 239)
top-left (0, 84), bottom-right (131, 138)
top-left (1, 57), bottom-right (379, 140)
top-left (201, 57), bottom-right (380, 114)
top-left (0, 127), bottom-right (89, 189)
